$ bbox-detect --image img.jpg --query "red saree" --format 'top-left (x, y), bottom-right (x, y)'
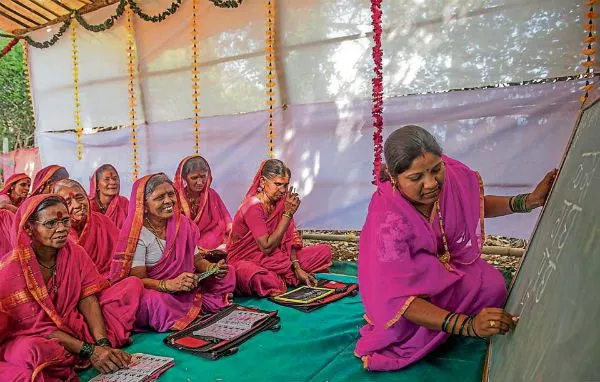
top-left (174, 156), bottom-right (232, 250)
top-left (30, 166), bottom-right (63, 196)
top-left (226, 161), bottom-right (332, 297)
top-left (89, 165), bottom-right (129, 229)
top-left (0, 195), bottom-right (143, 381)
top-left (68, 209), bottom-right (119, 277)
top-left (0, 173), bottom-right (30, 209)
top-left (110, 175), bottom-right (235, 332)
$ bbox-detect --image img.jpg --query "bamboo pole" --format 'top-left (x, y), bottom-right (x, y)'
top-left (300, 232), bottom-right (525, 257)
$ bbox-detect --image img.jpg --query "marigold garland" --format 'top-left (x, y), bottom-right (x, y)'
top-left (371, 0), bottom-right (384, 183)
top-left (265, 0), bottom-right (276, 158)
top-left (580, 0), bottom-right (598, 105)
top-left (71, 21), bottom-right (83, 160)
top-left (210, 0), bottom-right (243, 7)
top-left (191, 0), bottom-right (200, 153)
top-left (126, 5), bottom-right (140, 180)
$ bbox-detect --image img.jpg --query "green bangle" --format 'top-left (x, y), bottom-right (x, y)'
top-left (79, 342), bottom-right (95, 359)
top-left (95, 338), bottom-right (111, 347)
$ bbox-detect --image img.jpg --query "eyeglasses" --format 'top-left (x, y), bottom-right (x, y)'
top-left (35, 217), bottom-right (72, 229)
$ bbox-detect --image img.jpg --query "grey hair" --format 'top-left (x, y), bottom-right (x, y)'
top-left (383, 125), bottom-right (443, 177)
top-left (49, 167), bottom-right (69, 183)
top-left (53, 178), bottom-right (86, 195)
top-left (145, 174), bottom-right (173, 200)
top-left (182, 156), bottom-right (210, 179)
top-left (95, 164), bottom-right (118, 183)
top-left (27, 196), bottom-right (67, 224)
top-left (261, 159), bottom-right (291, 179)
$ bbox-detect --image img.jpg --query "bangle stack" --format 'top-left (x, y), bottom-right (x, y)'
top-left (282, 212), bottom-right (293, 219)
top-left (95, 338), bottom-right (111, 347)
top-left (79, 342), bottom-right (95, 359)
top-left (158, 279), bottom-right (170, 293)
top-left (509, 193), bottom-right (532, 213)
top-left (442, 312), bottom-right (484, 339)
top-left (291, 259), bottom-right (300, 269)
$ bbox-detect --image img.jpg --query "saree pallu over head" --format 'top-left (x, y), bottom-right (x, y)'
top-left (68, 208), bottom-right (119, 277)
top-left (0, 195), bottom-right (110, 354)
top-left (226, 161), bottom-right (303, 274)
top-left (174, 156), bottom-right (232, 250)
top-left (110, 174), bottom-right (204, 331)
top-left (89, 164), bottom-right (129, 229)
top-left (359, 155), bottom-right (484, 330)
top-left (0, 173), bottom-right (30, 199)
top-left (30, 165), bottom-right (62, 196)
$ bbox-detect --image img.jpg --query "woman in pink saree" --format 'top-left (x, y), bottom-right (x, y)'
top-left (54, 179), bottom-right (119, 277)
top-left (89, 164), bottom-right (129, 229)
top-left (110, 174), bottom-right (236, 332)
top-left (227, 159), bottom-right (332, 297)
top-left (30, 165), bottom-right (69, 196)
top-left (0, 195), bottom-right (144, 381)
top-left (355, 125), bottom-right (557, 371)
top-left (174, 155), bottom-right (232, 254)
top-left (0, 173), bottom-right (31, 212)
top-left (0, 209), bottom-right (15, 256)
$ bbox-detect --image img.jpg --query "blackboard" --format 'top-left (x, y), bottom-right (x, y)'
top-left (485, 97), bottom-right (600, 381)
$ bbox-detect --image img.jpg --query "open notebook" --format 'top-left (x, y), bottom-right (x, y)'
top-left (89, 353), bottom-right (174, 382)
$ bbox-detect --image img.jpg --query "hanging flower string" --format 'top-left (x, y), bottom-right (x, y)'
top-left (265, 0), bottom-right (276, 158)
top-left (210, 0), bottom-right (243, 7)
top-left (22, 40), bottom-right (36, 131)
top-left (371, 0), bottom-right (384, 183)
top-left (126, 5), bottom-right (140, 180)
top-left (191, 0), bottom-right (200, 153)
top-left (71, 20), bottom-right (83, 160)
top-left (580, 0), bottom-right (597, 105)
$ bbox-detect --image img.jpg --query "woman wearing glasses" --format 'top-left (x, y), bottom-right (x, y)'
top-left (227, 159), bottom-right (332, 297)
top-left (0, 195), bottom-right (143, 380)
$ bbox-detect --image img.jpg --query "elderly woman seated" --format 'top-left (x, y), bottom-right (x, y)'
top-left (0, 173), bottom-right (31, 212)
top-left (54, 179), bottom-right (119, 277)
top-left (89, 164), bottom-right (129, 229)
top-left (0, 195), bottom-right (143, 380)
top-left (227, 159), bottom-right (332, 297)
top-left (110, 174), bottom-right (236, 332)
top-left (30, 165), bottom-right (69, 196)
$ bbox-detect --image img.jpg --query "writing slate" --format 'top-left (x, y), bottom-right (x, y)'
top-left (485, 97), bottom-right (600, 381)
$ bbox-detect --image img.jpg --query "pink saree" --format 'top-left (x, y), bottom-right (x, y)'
top-left (174, 156), bottom-right (232, 250)
top-left (0, 195), bottom-right (143, 381)
top-left (0, 209), bottom-right (14, 257)
top-left (89, 165), bottom-right (129, 229)
top-left (226, 161), bottom-right (332, 297)
top-left (68, 208), bottom-right (119, 277)
top-left (110, 174), bottom-right (235, 333)
top-left (0, 173), bottom-right (30, 209)
top-left (354, 156), bottom-right (507, 371)
top-left (30, 166), bottom-right (62, 196)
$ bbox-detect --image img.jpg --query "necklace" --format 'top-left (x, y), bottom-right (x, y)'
top-left (96, 198), bottom-right (106, 213)
top-left (145, 218), bottom-right (166, 253)
top-left (434, 201), bottom-right (452, 271)
top-left (38, 258), bottom-right (59, 294)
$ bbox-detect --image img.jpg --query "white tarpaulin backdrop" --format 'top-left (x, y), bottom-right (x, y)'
top-left (28, 0), bottom-right (587, 237)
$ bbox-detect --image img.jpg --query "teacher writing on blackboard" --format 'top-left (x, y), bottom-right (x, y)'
top-left (355, 125), bottom-right (556, 371)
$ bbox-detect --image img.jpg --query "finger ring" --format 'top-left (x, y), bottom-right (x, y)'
top-left (489, 320), bottom-right (496, 328)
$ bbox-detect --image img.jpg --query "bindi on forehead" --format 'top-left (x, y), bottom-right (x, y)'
top-left (56, 211), bottom-right (64, 219)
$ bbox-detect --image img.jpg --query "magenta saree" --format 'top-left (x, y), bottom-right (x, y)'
top-left (110, 174), bottom-right (235, 333)
top-left (0, 195), bottom-right (143, 381)
top-left (354, 156), bottom-right (507, 371)
top-left (89, 164), bottom-right (129, 229)
top-left (227, 161), bottom-right (332, 297)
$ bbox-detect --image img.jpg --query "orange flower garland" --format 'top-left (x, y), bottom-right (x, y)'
top-left (71, 20), bottom-right (83, 160)
top-left (126, 5), bottom-right (140, 180)
top-left (580, 0), bottom-right (597, 105)
top-left (265, 0), bottom-right (276, 158)
top-left (191, 0), bottom-right (200, 153)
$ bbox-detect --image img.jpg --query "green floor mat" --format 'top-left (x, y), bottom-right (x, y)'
top-left (78, 262), bottom-right (494, 381)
